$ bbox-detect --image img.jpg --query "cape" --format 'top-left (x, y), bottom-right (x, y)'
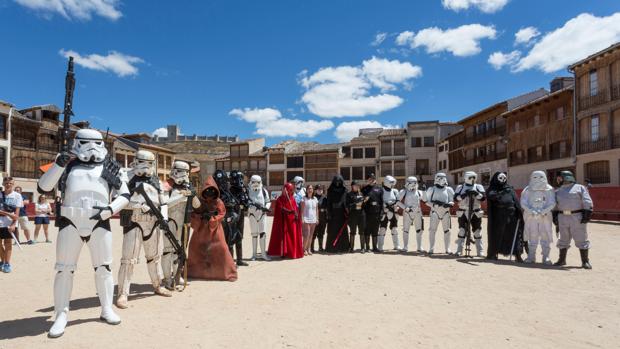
top-left (267, 189), bottom-right (303, 259)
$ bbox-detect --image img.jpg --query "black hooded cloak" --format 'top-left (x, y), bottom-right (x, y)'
top-left (325, 175), bottom-right (350, 253)
top-left (486, 172), bottom-right (524, 258)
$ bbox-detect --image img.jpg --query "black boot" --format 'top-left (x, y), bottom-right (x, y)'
top-left (236, 243), bottom-right (248, 266)
top-left (515, 252), bottom-right (524, 263)
top-left (311, 235), bottom-right (316, 253)
top-left (349, 233), bottom-right (355, 252)
top-left (554, 248), bottom-right (567, 266)
top-left (371, 235), bottom-right (379, 252)
top-left (580, 249), bottom-right (592, 269)
top-left (366, 235), bottom-right (371, 252)
top-left (318, 236), bottom-right (324, 252)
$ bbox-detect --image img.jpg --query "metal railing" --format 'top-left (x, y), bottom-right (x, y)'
top-left (579, 89), bottom-right (609, 111)
top-left (464, 125), bottom-right (506, 143)
top-left (579, 137), bottom-right (609, 154)
top-left (11, 169), bottom-right (37, 179)
top-left (612, 84), bottom-right (620, 101)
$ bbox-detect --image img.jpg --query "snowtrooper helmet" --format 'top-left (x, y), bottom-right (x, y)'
top-left (293, 176), bottom-right (304, 190)
top-left (464, 171), bottom-right (478, 186)
top-left (249, 175), bottom-right (262, 191)
top-left (405, 176), bottom-right (418, 191)
top-left (131, 150), bottom-right (156, 177)
top-left (71, 129), bottom-right (107, 163)
top-left (383, 175), bottom-right (396, 189)
top-left (434, 173), bottom-right (448, 187)
top-left (170, 160), bottom-right (190, 185)
top-left (497, 172), bottom-right (507, 184)
top-left (529, 170), bottom-right (549, 191)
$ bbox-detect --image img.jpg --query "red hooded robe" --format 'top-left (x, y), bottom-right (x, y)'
top-left (267, 183), bottom-right (304, 259)
top-left (187, 176), bottom-right (238, 281)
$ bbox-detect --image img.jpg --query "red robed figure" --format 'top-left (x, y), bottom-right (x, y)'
top-left (267, 183), bottom-right (304, 259)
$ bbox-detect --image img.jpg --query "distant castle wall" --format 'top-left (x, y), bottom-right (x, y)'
top-left (152, 124), bottom-right (239, 143)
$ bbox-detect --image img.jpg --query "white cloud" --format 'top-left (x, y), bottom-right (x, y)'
top-left (396, 24), bottom-right (497, 57)
top-left (59, 49), bottom-right (144, 77)
top-left (14, 0), bottom-right (121, 20)
top-left (371, 32), bottom-right (388, 46)
top-left (514, 13), bottom-right (620, 73)
top-left (488, 50), bottom-right (521, 70)
top-left (514, 26), bottom-right (540, 46)
top-left (441, 0), bottom-right (509, 13)
top-left (334, 121), bottom-right (398, 142)
top-left (152, 127), bottom-right (167, 138)
top-left (230, 108), bottom-right (334, 138)
top-left (299, 57), bottom-right (422, 118)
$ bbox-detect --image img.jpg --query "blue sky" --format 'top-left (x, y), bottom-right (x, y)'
top-left (1, 0), bottom-right (619, 145)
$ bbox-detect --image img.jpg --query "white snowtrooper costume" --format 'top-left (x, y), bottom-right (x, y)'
top-left (424, 173), bottom-right (455, 254)
top-left (38, 129), bottom-right (129, 338)
top-left (379, 175), bottom-right (400, 251)
top-left (397, 176), bottom-right (424, 252)
top-left (520, 171), bottom-right (556, 264)
top-left (116, 150), bottom-right (172, 309)
top-left (162, 160), bottom-right (193, 289)
top-left (454, 171), bottom-right (485, 257)
top-left (248, 175), bottom-right (271, 260)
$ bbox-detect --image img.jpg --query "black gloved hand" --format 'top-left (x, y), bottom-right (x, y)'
top-left (160, 220), bottom-right (170, 230)
top-left (581, 210), bottom-right (592, 224)
top-left (55, 152), bottom-right (72, 167)
top-left (552, 211), bottom-right (559, 226)
top-left (460, 193), bottom-right (468, 200)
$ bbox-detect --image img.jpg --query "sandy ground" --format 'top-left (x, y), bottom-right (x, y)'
top-left (0, 216), bottom-right (619, 349)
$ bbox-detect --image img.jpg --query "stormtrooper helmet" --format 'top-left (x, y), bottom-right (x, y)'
top-left (529, 170), bottom-right (549, 191)
top-left (405, 176), bottom-right (418, 191)
top-left (131, 150), bottom-right (155, 177)
top-left (497, 172), bottom-right (507, 184)
top-left (434, 173), bottom-right (448, 187)
top-left (71, 129), bottom-right (107, 163)
top-left (383, 175), bottom-right (396, 189)
top-left (170, 160), bottom-right (190, 185)
top-left (464, 171), bottom-right (478, 186)
top-left (249, 175), bottom-right (262, 191)
top-left (293, 176), bottom-right (304, 190)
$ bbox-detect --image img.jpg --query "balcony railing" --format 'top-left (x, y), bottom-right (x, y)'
top-left (612, 84), bottom-right (620, 101)
top-left (464, 125), bottom-right (506, 143)
top-left (510, 157), bottom-right (527, 166)
top-left (11, 169), bottom-right (37, 179)
top-left (13, 138), bottom-right (36, 149)
top-left (579, 137), bottom-right (609, 154)
top-left (549, 151), bottom-right (570, 161)
top-left (579, 89), bottom-right (609, 111)
top-left (613, 134), bottom-right (620, 149)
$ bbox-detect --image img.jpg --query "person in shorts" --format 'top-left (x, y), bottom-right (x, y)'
top-left (1, 177), bottom-right (23, 273)
top-left (35, 194), bottom-right (52, 243)
top-left (15, 186), bottom-right (33, 245)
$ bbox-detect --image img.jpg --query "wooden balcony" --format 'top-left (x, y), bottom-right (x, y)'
top-left (12, 169), bottom-right (37, 179)
top-left (612, 84), bottom-right (620, 101)
top-left (579, 137), bottom-right (609, 154)
top-left (464, 125), bottom-right (506, 143)
top-left (579, 89), bottom-right (609, 111)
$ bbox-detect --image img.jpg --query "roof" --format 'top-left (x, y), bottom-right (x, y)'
top-left (458, 88), bottom-right (548, 125)
top-left (116, 136), bottom-right (176, 154)
top-left (568, 42), bottom-right (620, 70)
top-left (19, 104), bottom-right (62, 114)
top-left (502, 85), bottom-right (573, 118)
top-left (406, 120), bottom-right (440, 127)
top-left (304, 143), bottom-right (342, 153)
top-left (378, 128), bottom-right (406, 137)
top-left (231, 138), bottom-right (263, 145)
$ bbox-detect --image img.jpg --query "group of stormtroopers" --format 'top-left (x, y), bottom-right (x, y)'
top-left (378, 171), bottom-right (485, 257)
top-left (38, 129), bottom-right (194, 338)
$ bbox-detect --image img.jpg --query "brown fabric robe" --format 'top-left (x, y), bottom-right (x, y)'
top-left (187, 176), bottom-right (238, 281)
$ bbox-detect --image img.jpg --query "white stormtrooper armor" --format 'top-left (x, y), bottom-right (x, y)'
top-left (454, 171), bottom-right (486, 257)
top-left (397, 176), bottom-right (424, 252)
top-left (424, 173), bottom-right (455, 255)
top-left (162, 161), bottom-right (193, 289)
top-left (293, 176), bottom-right (306, 206)
top-left (247, 175), bottom-right (271, 261)
top-left (520, 171), bottom-right (556, 264)
top-left (37, 129), bottom-right (129, 338)
top-left (117, 150), bottom-right (172, 309)
top-left (379, 175), bottom-right (400, 251)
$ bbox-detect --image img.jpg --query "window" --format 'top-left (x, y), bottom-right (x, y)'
top-left (476, 122), bottom-right (487, 135)
top-left (591, 115), bottom-right (600, 141)
top-left (584, 160), bottom-right (609, 184)
top-left (514, 121), bottom-right (520, 132)
top-left (381, 141), bottom-right (392, 156)
top-left (269, 153), bottom-right (284, 164)
top-left (481, 172), bottom-right (491, 186)
top-left (307, 169), bottom-right (332, 182)
top-left (364, 166), bottom-right (375, 179)
top-left (352, 166), bottom-right (364, 180)
top-left (445, 144), bottom-right (448, 151)
top-left (286, 171), bottom-right (304, 182)
top-left (416, 159), bottom-right (429, 175)
top-left (364, 147), bottom-right (375, 158)
top-left (158, 154), bottom-right (164, 167)
top-left (258, 159), bottom-right (267, 170)
top-left (352, 148), bottom-right (364, 159)
top-left (240, 161), bottom-right (248, 171)
top-left (556, 106), bottom-right (565, 120)
top-left (550, 141), bottom-right (569, 160)
top-left (510, 150), bottom-right (524, 165)
top-left (0, 115), bottom-right (7, 139)
top-left (230, 146), bottom-right (240, 158)
top-left (12, 156), bottom-right (36, 178)
top-left (342, 146), bottom-right (351, 158)
top-left (239, 145), bottom-right (249, 157)
top-left (0, 147), bottom-right (5, 172)
top-left (589, 69), bottom-right (598, 96)
top-left (411, 137), bottom-right (422, 147)
top-left (394, 139), bottom-right (405, 155)
top-left (527, 146), bottom-right (545, 163)
top-left (487, 118), bottom-right (496, 130)
top-left (12, 127), bottom-right (36, 149)
top-left (423, 136), bottom-right (434, 147)
top-left (534, 114), bottom-right (540, 126)
top-left (380, 161), bottom-right (391, 177)
top-left (340, 167), bottom-right (351, 181)
top-left (269, 171), bottom-right (284, 186)
top-left (166, 156), bottom-right (172, 168)
top-left (438, 144), bottom-right (444, 152)
top-left (287, 156), bottom-right (303, 168)
top-left (231, 161), bottom-right (239, 169)
top-left (393, 161), bottom-right (406, 177)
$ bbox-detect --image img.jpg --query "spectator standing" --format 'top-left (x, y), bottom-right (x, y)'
top-left (15, 186), bottom-right (33, 245)
top-left (1, 178), bottom-right (23, 273)
top-left (34, 195), bottom-right (52, 243)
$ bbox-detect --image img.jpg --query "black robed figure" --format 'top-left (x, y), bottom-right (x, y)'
top-left (486, 172), bottom-right (524, 262)
top-left (324, 175), bottom-right (350, 253)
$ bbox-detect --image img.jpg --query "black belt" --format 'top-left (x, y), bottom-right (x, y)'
top-left (458, 208), bottom-right (481, 212)
top-left (558, 209), bottom-right (584, 215)
top-left (320, 209), bottom-right (326, 212)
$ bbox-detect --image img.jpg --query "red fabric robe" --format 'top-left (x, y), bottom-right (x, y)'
top-left (187, 176), bottom-right (238, 281)
top-left (267, 185), bottom-right (304, 259)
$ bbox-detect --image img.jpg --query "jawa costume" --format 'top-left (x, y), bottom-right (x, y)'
top-left (267, 183), bottom-right (304, 259)
top-left (325, 176), bottom-right (350, 253)
top-left (187, 176), bottom-right (238, 281)
top-left (486, 172), bottom-right (524, 262)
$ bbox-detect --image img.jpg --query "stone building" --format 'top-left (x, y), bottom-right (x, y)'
top-left (340, 128), bottom-right (381, 184)
top-left (569, 43), bottom-right (620, 186)
top-left (0, 101), bottom-right (15, 177)
top-left (378, 128), bottom-right (408, 185)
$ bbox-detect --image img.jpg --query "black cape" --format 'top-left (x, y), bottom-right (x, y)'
top-left (486, 172), bottom-right (524, 257)
top-left (324, 175), bottom-right (350, 253)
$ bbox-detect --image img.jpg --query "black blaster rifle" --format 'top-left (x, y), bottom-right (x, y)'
top-left (134, 183), bottom-right (187, 284)
top-left (248, 201), bottom-right (271, 213)
top-left (464, 190), bottom-right (476, 258)
top-left (55, 57), bottom-right (76, 227)
top-left (178, 184), bottom-right (195, 291)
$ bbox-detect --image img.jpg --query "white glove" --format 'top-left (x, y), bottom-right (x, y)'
top-left (141, 204), bottom-right (151, 213)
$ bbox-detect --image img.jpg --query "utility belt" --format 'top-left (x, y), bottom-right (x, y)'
top-left (558, 209), bottom-right (584, 216)
top-left (119, 209), bottom-right (155, 226)
top-left (458, 208), bottom-right (482, 212)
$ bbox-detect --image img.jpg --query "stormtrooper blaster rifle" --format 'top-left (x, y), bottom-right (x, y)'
top-left (248, 202), bottom-right (271, 213)
top-left (134, 183), bottom-right (187, 284)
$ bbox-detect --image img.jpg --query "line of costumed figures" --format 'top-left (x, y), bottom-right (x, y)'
top-left (36, 128), bottom-right (595, 338)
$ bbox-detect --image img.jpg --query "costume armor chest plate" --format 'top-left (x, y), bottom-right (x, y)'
top-left (456, 184), bottom-right (483, 210)
top-left (249, 189), bottom-right (266, 206)
top-left (129, 182), bottom-right (160, 209)
top-left (528, 190), bottom-right (548, 209)
top-left (167, 188), bottom-right (189, 222)
top-left (555, 185), bottom-right (583, 211)
top-left (383, 188), bottom-right (398, 206)
top-left (428, 187), bottom-right (450, 204)
top-left (63, 164), bottom-right (110, 209)
top-left (402, 190), bottom-right (421, 207)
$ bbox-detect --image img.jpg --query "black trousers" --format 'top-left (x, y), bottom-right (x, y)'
top-left (348, 211), bottom-right (366, 236)
top-left (365, 213), bottom-right (381, 237)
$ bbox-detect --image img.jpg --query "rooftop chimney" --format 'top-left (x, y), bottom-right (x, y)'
top-left (550, 77), bottom-right (574, 92)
